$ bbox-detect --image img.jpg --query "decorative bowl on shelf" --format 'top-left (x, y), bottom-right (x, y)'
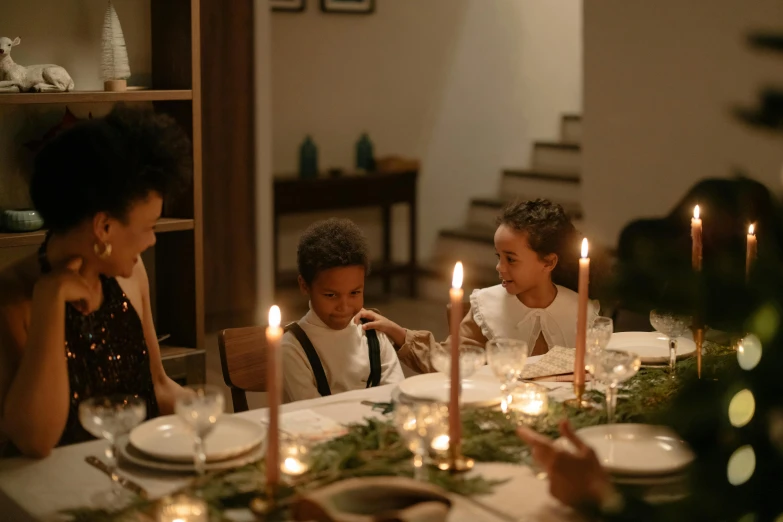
top-left (3, 209), bottom-right (44, 232)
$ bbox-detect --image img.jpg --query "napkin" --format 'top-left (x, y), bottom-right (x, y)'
top-left (522, 345), bottom-right (576, 380)
top-left (258, 409), bottom-right (348, 441)
top-left (291, 477), bottom-right (452, 522)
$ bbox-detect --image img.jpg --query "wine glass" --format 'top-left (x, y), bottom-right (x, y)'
top-left (175, 385), bottom-right (225, 476)
top-left (393, 402), bottom-right (449, 480)
top-left (586, 317), bottom-right (614, 390)
top-left (486, 338), bottom-right (529, 394)
top-left (592, 349), bottom-right (641, 424)
top-left (650, 310), bottom-right (691, 374)
top-left (430, 344), bottom-right (486, 380)
top-left (78, 395), bottom-right (147, 503)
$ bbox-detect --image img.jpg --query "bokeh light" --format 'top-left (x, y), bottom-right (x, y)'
top-left (737, 334), bottom-right (762, 371)
top-left (727, 445), bottom-right (756, 486)
top-left (728, 389), bottom-right (755, 428)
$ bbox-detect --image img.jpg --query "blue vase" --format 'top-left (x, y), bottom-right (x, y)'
top-left (299, 136), bottom-right (319, 179)
top-left (355, 132), bottom-right (375, 172)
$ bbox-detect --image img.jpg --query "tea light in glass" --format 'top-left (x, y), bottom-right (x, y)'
top-left (502, 382), bottom-right (549, 423)
top-left (280, 435), bottom-right (310, 477)
top-left (158, 494), bottom-right (208, 522)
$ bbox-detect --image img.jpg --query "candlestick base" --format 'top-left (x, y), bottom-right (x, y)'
top-left (694, 327), bottom-right (704, 379)
top-left (564, 382), bottom-right (594, 409)
top-left (435, 455), bottom-right (475, 473)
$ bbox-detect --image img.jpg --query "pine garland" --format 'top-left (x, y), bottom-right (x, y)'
top-left (62, 343), bottom-right (736, 521)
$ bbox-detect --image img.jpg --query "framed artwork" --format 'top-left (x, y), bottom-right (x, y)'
top-left (320, 0), bottom-right (375, 14)
top-left (271, 0), bottom-right (306, 12)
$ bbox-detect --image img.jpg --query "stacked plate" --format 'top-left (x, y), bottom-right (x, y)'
top-left (559, 424), bottom-right (695, 486)
top-left (393, 373), bottom-right (502, 407)
top-left (607, 332), bottom-right (697, 365)
top-left (120, 415), bottom-right (266, 472)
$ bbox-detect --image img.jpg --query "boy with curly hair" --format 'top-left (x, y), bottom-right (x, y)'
top-left (282, 218), bottom-right (403, 403)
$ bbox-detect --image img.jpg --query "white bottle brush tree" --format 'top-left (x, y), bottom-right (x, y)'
top-left (101, 1), bottom-right (130, 91)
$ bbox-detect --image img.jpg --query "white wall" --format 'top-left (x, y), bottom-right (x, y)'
top-left (271, 0), bottom-right (582, 268)
top-left (583, 0), bottom-right (783, 247)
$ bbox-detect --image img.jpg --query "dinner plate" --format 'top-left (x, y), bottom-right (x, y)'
top-left (557, 424), bottom-right (694, 476)
top-left (129, 415), bottom-right (265, 463)
top-left (397, 373), bottom-right (501, 407)
top-left (607, 332), bottom-right (696, 364)
top-left (120, 440), bottom-right (264, 473)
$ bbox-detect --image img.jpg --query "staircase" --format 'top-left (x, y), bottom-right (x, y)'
top-left (419, 113), bottom-right (584, 301)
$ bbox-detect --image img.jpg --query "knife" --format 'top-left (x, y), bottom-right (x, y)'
top-left (85, 456), bottom-right (148, 499)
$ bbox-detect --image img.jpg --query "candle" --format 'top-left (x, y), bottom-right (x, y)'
top-left (574, 238), bottom-right (590, 396)
top-left (431, 434), bottom-right (450, 452)
top-left (691, 205), bottom-right (703, 271)
top-left (448, 262), bottom-right (464, 461)
top-left (746, 223), bottom-right (757, 281)
top-left (158, 495), bottom-right (207, 522)
top-left (500, 382), bottom-right (549, 419)
top-left (265, 305), bottom-right (283, 492)
top-left (280, 435), bottom-right (310, 476)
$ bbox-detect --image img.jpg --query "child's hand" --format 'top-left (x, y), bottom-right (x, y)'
top-left (355, 309), bottom-right (407, 348)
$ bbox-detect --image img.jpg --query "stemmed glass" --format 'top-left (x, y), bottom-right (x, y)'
top-left (393, 402), bottom-right (449, 480)
top-left (175, 385), bottom-right (225, 476)
top-left (585, 317), bottom-right (614, 390)
top-left (650, 310), bottom-right (692, 374)
top-left (78, 395), bottom-right (147, 503)
top-left (591, 350), bottom-right (641, 424)
top-left (430, 344), bottom-right (486, 380)
top-left (486, 338), bottom-right (529, 395)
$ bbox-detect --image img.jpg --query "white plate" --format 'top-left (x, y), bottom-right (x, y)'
top-left (607, 332), bottom-right (696, 364)
top-left (559, 424), bottom-right (694, 476)
top-left (397, 373), bottom-right (501, 407)
top-left (129, 415), bottom-right (265, 463)
top-left (120, 440), bottom-right (263, 473)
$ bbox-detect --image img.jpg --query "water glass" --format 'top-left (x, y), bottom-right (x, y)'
top-left (486, 338), bottom-right (528, 394)
top-left (393, 402), bottom-right (449, 480)
top-left (175, 385), bottom-right (225, 475)
top-left (586, 317), bottom-right (614, 389)
top-left (650, 310), bottom-right (691, 374)
top-left (78, 395), bottom-right (147, 502)
top-left (592, 350), bottom-right (641, 424)
top-left (430, 344), bottom-right (486, 380)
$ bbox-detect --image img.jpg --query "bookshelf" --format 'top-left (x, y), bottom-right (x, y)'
top-left (0, 0), bottom-right (205, 384)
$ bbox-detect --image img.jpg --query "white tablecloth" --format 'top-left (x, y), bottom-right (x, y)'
top-left (0, 366), bottom-right (581, 522)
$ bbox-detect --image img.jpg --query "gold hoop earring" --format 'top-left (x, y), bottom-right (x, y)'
top-left (94, 242), bottom-right (112, 259)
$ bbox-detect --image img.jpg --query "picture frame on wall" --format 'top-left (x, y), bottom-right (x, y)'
top-left (320, 0), bottom-right (375, 14)
top-left (271, 0), bottom-right (305, 12)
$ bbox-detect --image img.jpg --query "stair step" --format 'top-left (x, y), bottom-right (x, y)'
top-left (500, 169), bottom-right (581, 203)
top-left (532, 141), bottom-right (581, 173)
top-left (467, 197), bottom-right (584, 230)
top-left (435, 227), bottom-right (497, 273)
top-left (417, 259), bottom-right (499, 302)
top-left (561, 114), bottom-right (582, 145)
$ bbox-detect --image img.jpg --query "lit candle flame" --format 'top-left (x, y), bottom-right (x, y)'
top-left (452, 262), bottom-right (463, 290)
top-left (581, 238), bottom-right (589, 259)
top-left (694, 205), bottom-right (700, 220)
top-left (749, 224), bottom-right (755, 235)
top-left (268, 305), bottom-right (281, 328)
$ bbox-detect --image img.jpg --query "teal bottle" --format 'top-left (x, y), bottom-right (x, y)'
top-left (299, 135), bottom-right (318, 179)
top-left (355, 132), bottom-right (375, 172)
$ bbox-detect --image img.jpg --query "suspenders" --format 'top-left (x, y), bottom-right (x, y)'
top-left (284, 320), bottom-right (382, 397)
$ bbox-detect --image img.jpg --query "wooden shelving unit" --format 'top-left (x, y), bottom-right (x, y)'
top-left (0, 90), bottom-right (193, 105)
top-left (0, 0), bottom-right (205, 385)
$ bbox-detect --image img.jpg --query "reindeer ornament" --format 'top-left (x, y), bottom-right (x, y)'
top-left (0, 37), bottom-right (74, 93)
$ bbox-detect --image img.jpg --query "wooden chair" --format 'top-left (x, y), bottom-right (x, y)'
top-left (218, 326), bottom-right (268, 413)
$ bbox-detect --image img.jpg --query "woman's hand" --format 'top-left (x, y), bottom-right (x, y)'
top-left (35, 258), bottom-right (102, 315)
top-left (354, 309), bottom-right (407, 347)
top-left (517, 420), bottom-right (618, 512)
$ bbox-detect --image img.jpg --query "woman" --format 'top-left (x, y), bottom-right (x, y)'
top-left (0, 105), bottom-right (192, 458)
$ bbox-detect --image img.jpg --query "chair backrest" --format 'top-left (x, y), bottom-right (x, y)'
top-left (218, 326), bottom-right (268, 413)
top-left (445, 300), bottom-right (471, 330)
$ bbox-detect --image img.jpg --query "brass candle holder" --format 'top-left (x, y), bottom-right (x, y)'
top-left (435, 443), bottom-right (474, 473)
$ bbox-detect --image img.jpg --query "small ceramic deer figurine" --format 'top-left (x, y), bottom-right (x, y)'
top-left (0, 37), bottom-right (74, 93)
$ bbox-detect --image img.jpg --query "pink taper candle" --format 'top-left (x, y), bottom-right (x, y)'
top-left (746, 224), bottom-right (757, 282)
top-left (448, 262), bottom-right (464, 460)
top-left (691, 205), bottom-right (703, 271)
top-left (265, 306), bottom-right (283, 493)
top-left (574, 239), bottom-right (589, 392)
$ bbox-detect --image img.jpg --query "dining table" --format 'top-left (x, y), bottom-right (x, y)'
top-left (0, 362), bottom-right (591, 522)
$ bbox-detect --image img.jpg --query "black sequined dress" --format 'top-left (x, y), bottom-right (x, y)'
top-left (38, 235), bottom-right (160, 447)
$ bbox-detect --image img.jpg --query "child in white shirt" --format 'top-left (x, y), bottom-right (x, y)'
top-left (282, 218), bottom-right (404, 402)
top-left (357, 199), bottom-right (599, 373)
